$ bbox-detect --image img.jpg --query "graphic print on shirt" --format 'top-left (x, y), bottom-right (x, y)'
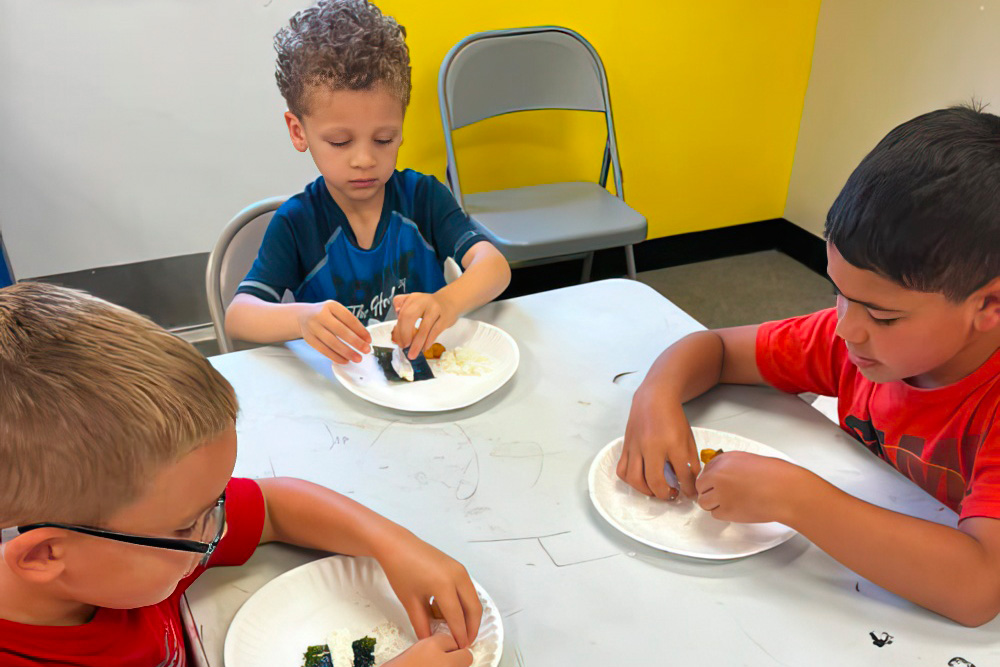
top-left (154, 614), bottom-right (186, 667)
top-left (296, 218), bottom-right (446, 322)
top-left (843, 415), bottom-right (980, 510)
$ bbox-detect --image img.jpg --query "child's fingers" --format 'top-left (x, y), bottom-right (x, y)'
top-left (697, 485), bottom-right (720, 513)
top-left (421, 318), bottom-right (449, 354)
top-left (434, 591), bottom-right (471, 649)
top-left (303, 331), bottom-right (353, 364)
top-left (394, 310), bottom-right (419, 349)
top-left (421, 636), bottom-right (472, 667)
top-left (311, 324), bottom-right (361, 363)
top-left (456, 578), bottom-right (483, 644)
top-left (615, 447), bottom-right (629, 482)
top-left (623, 449), bottom-right (654, 496)
top-left (442, 647), bottom-right (473, 667)
top-left (325, 302), bottom-right (371, 349)
top-left (676, 434), bottom-right (701, 498)
top-left (644, 453), bottom-right (676, 501)
top-left (408, 313), bottom-right (439, 359)
top-left (426, 633), bottom-right (459, 650)
top-left (401, 597), bottom-right (432, 641)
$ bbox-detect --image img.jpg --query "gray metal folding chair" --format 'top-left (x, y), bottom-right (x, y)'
top-left (438, 26), bottom-right (646, 281)
top-left (205, 196), bottom-right (287, 354)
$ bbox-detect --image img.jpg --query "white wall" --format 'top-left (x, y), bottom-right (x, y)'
top-left (784, 0), bottom-right (1000, 236)
top-left (0, 0), bottom-right (316, 278)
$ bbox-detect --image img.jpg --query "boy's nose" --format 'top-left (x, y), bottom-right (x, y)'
top-left (350, 148), bottom-right (376, 169)
top-left (834, 297), bottom-right (867, 344)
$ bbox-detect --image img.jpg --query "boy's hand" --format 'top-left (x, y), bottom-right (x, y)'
top-left (384, 634), bottom-right (472, 667)
top-left (376, 533), bottom-right (483, 650)
top-left (617, 390), bottom-right (701, 499)
top-left (296, 300), bottom-right (371, 364)
top-left (391, 293), bottom-right (458, 359)
top-left (696, 451), bottom-right (812, 524)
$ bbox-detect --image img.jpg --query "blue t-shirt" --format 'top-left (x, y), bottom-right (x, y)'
top-left (237, 169), bottom-right (489, 322)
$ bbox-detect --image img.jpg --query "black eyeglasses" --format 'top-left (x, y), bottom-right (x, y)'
top-left (0, 491), bottom-right (227, 568)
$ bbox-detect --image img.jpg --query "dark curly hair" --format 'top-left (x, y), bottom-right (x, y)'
top-left (826, 105), bottom-right (1000, 301)
top-left (274, 0), bottom-right (411, 118)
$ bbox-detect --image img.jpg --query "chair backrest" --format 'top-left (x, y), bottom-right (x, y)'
top-left (438, 26), bottom-right (624, 206)
top-left (205, 196), bottom-right (287, 354)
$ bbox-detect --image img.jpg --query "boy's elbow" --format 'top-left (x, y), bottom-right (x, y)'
top-left (951, 600), bottom-right (1000, 628)
top-left (496, 255), bottom-right (512, 291)
top-left (223, 301), bottom-right (243, 338)
top-left (224, 294), bottom-right (257, 340)
top-left (943, 583), bottom-right (1000, 627)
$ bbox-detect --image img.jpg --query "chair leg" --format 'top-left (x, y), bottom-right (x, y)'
top-left (625, 244), bottom-right (637, 280)
top-left (581, 252), bottom-right (594, 283)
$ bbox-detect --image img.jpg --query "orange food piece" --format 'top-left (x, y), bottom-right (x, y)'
top-left (700, 448), bottom-right (722, 464)
top-left (425, 343), bottom-right (446, 359)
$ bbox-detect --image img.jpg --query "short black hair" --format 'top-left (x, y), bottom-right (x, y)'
top-left (825, 106), bottom-right (1000, 301)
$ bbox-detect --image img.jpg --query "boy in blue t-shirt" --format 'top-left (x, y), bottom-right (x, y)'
top-left (227, 0), bottom-right (511, 364)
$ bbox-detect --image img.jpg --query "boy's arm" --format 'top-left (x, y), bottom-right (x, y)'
top-left (393, 241), bottom-right (511, 357)
top-left (697, 455), bottom-right (1000, 626)
top-left (617, 325), bottom-right (764, 498)
top-left (225, 294), bottom-right (371, 363)
top-left (255, 477), bottom-right (482, 648)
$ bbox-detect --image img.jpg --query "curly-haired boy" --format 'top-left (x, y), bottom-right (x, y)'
top-left (226, 0), bottom-right (510, 363)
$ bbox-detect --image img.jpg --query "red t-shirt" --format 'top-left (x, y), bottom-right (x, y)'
top-left (757, 308), bottom-right (1000, 520)
top-left (0, 477), bottom-right (265, 666)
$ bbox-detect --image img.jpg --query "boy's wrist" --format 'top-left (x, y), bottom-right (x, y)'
top-left (433, 288), bottom-right (462, 321)
top-left (778, 466), bottom-right (835, 529)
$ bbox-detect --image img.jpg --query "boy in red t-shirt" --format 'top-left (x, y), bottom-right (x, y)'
top-left (617, 106), bottom-right (1000, 626)
top-left (0, 283), bottom-right (478, 666)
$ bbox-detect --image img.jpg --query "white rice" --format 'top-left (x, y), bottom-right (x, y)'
top-left (435, 347), bottom-right (492, 376)
top-left (325, 622), bottom-right (408, 665)
top-left (324, 620), bottom-right (484, 665)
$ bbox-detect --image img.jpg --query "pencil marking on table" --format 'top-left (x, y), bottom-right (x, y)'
top-left (537, 539), bottom-right (619, 568)
top-left (367, 419), bottom-right (399, 450)
top-left (489, 440), bottom-right (546, 487)
top-left (736, 623), bottom-right (789, 666)
top-left (269, 458), bottom-right (276, 477)
top-left (704, 408), bottom-right (758, 425)
top-left (454, 424), bottom-right (480, 500)
top-left (613, 371), bottom-right (637, 384)
top-left (502, 608), bottom-right (524, 618)
top-left (532, 450), bottom-right (544, 488)
top-left (467, 530), bottom-right (571, 543)
top-left (324, 423), bottom-right (336, 450)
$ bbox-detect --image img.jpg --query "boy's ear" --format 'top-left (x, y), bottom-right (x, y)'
top-left (284, 112), bottom-right (309, 153)
top-left (971, 276), bottom-right (1000, 332)
top-left (2, 529), bottom-right (68, 584)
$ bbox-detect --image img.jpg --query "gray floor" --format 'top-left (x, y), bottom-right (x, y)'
top-left (638, 250), bottom-right (834, 328)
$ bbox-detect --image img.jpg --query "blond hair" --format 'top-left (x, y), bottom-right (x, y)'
top-left (274, 0), bottom-right (411, 118)
top-left (0, 283), bottom-right (238, 527)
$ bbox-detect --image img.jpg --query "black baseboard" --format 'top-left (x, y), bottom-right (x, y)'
top-left (25, 218), bottom-right (825, 328)
top-left (500, 218), bottom-right (828, 300)
top-left (33, 253), bottom-right (211, 330)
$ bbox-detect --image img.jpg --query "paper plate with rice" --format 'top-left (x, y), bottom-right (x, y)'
top-left (331, 318), bottom-right (519, 412)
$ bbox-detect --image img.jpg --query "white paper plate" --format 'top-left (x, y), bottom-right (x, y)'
top-left (224, 556), bottom-right (503, 667)
top-left (331, 318), bottom-right (519, 412)
top-left (588, 428), bottom-right (798, 560)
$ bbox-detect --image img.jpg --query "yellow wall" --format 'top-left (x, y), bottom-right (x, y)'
top-left (379, 0), bottom-right (821, 240)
